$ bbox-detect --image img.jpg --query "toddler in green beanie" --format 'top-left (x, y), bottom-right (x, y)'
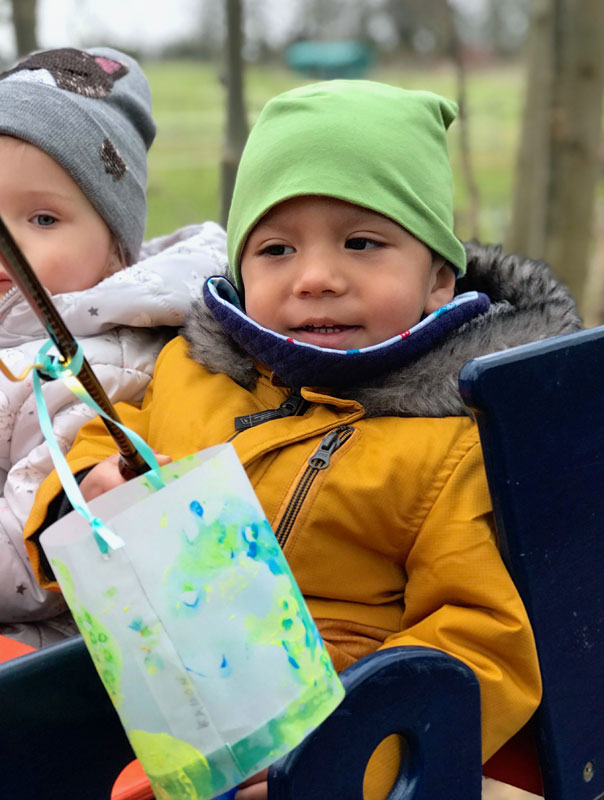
top-left (224, 81), bottom-right (465, 373)
top-left (27, 79), bottom-right (581, 799)
top-left (228, 79), bottom-right (466, 290)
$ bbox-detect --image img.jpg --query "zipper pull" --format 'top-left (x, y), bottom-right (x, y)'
top-left (308, 426), bottom-right (352, 469)
top-left (279, 390), bottom-right (308, 416)
top-left (234, 391), bottom-right (308, 431)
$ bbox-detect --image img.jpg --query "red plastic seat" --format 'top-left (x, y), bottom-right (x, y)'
top-left (0, 634), bottom-right (35, 663)
top-left (111, 760), bottom-right (153, 800)
top-left (483, 724), bottom-right (543, 796)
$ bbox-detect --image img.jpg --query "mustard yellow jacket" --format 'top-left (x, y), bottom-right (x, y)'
top-left (25, 243), bottom-right (582, 766)
top-left (26, 331), bottom-right (536, 761)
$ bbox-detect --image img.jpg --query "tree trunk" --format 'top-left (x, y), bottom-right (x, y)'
top-left (544, 0), bottom-right (604, 306)
top-left (220, 0), bottom-right (249, 230)
top-left (505, 0), bottom-right (604, 308)
top-left (10, 0), bottom-right (38, 56)
top-left (445, 0), bottom-right (481, 241)
top-left (505, 0), bottom-right (553, 260)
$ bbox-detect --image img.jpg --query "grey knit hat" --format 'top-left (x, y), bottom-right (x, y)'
top-left (0, 47), bottom-right (156, 264)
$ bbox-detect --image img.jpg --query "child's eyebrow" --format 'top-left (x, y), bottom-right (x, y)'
top-left (348, 208), bottom-right (396, 226)
top-left (19, 189), bottom-right (77, 205)
top-left (255, 209), bottom-right (392, 230)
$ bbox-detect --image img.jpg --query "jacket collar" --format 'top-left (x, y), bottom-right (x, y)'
top-left (183, 242), bottom-right (581, 418)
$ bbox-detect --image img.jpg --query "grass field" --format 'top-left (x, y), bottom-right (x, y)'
top-left (142, 59), bottom-right (528, 244)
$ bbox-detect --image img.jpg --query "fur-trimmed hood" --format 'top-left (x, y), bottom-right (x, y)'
top-left (183, 242), bottom-right (581, 417)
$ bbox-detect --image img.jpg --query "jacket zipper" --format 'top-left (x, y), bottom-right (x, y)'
top-left (275, 424), bottom-right (354, 549)
top-left (0, 285), bottom-right (19, 317)
top-left (228, 390), bottom-right (309, 440)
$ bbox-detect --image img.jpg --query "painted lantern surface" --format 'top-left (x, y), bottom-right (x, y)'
top-left (41, 444), bottom-right (344, 800)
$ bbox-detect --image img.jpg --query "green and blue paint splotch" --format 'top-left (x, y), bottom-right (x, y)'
top-left (128, 615), bottom-right (164, 675)
top-left (51, 558), bottom-right (124, 708)
top-left (163, 494), bottom-right (335, 689)
top-left (51, 558), bottom-right (230, 799)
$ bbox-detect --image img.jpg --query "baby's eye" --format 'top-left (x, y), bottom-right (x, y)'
top-left (346, 237), bottom-right (383, 251)
top-left (31, 214), bottom-right (57, 228)
top-left (260, 244), bottom-right (294, 257)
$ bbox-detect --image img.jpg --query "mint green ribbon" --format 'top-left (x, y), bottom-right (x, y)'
top-left (32, 340), bottom-right (165, 554)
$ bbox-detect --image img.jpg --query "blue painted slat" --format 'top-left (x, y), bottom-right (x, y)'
top-left (459, 326), bottom-right (604, 800)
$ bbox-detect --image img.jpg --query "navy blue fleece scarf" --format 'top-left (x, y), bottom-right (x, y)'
top-left (204, 276), bottom-right (490, 389)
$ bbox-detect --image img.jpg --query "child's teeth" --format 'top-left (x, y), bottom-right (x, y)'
top-left (306, 325), bottom-right (343, 333)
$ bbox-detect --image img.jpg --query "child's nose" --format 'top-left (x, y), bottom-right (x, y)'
top-left (292, 252), bottom-right (347, 297)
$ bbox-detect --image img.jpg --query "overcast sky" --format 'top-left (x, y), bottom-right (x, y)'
top-left (0, 0), bottom-right (307, 61)
top-left (0, 0), bottom-right (488, 63)
top-left (1, 0), bottom-right (206, 60)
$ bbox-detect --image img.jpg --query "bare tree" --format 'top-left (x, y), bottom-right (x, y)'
top-left (220, 0), bottom-right (249, 229)
top-left (505, 0), bottom-right (604, 308)
top-left (385, 0), bottom-right (452, 54)
top-left (483, 0), bottom-right (530, 57)
top-left (10, 0), bottom-right (38, 56)
top-left (198, 0), bottom-right (224, 59)
top-left (445, 0), bottom-right (481, 241)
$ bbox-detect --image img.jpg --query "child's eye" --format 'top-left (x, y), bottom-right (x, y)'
top-left (259, 244), bottom-right (294, 257)
top-left (346, 237), bottom-right (383, 251)
top-left (31, 214), bottom-right (58, 228)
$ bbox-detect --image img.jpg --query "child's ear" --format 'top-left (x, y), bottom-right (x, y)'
top-left (424, 258), bottom-right (456, 315)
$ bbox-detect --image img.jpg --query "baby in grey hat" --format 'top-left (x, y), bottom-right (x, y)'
top-left (0, 46), bottom-right (155, 271)
top-left (0, 46), bottom-right (228, 647)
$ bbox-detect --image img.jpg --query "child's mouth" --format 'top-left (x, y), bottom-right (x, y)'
top-left (290, 323), bottom-right (361, 348)
top-left (299, 324), bottom-right (351, 334)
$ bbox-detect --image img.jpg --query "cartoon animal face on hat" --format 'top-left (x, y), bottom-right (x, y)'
top-left (1, 47), bottom-right (129, 98)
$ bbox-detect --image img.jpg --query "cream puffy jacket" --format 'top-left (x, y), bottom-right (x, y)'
top-left (1, 222), bottom-right (227, 646)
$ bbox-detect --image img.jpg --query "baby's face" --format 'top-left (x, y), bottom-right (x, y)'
top-left (0, 135), bottom-right (120, 298)
top-left (240, 195), bottom-right (455, 350)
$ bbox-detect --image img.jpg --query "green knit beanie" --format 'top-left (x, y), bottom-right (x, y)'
top-left (227, 79), bottom-right (466, 290)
